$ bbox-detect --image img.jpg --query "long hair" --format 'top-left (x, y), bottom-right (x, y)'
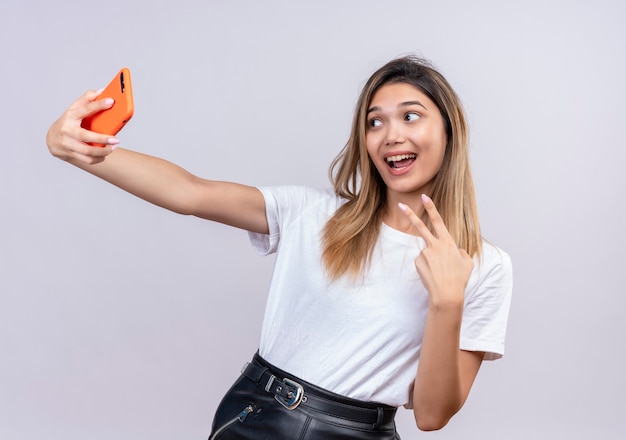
top-left (322, 55), bottom-right (482, 280)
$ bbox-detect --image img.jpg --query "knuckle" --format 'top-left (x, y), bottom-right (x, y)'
top-left (59, 125), bottom-right (72, 138)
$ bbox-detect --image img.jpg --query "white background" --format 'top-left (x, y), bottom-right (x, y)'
top-left (1, 0), bottom-right (625, 438)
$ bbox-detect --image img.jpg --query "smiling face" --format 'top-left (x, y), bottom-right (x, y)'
top-left (365, 82), bottom-right (448, 201)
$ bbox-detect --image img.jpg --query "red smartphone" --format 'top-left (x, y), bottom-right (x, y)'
top-left (81, 67), bottom-right (134, 146)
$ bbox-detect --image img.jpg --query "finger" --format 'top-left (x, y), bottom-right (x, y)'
top-left (70, 96), bottom-right (115, 122)
top-left (459, 248), bottom-right (474, 265)
top-left (398, 202), bottom-right (436, 246)
top-left (420, 194), bottom-right (449, 239)
top-left (58, 113), bottom-right (119, 146)
top-left (66, 89), bottom-right (106, 111)
top-left (71, 151), bottom-right (108, 165)
top-left (63, 135), bottom-right (117, 160)
top-left (78, 125), bottom-right (120, 146)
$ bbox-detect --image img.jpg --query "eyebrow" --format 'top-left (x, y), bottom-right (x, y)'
top-left (367, 100), bottom-right (428, 114)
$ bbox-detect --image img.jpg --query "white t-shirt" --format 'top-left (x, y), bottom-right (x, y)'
top-left (248, 185), bottom-right (513, 407)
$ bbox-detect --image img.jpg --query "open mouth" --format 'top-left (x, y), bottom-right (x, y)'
top-left (385, 154), bottom-right (417, 169)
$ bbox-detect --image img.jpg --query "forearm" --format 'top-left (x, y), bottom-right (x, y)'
top-left (398, 196), bottom-right (482, 431)
top-left (412, 299), bottom-right (464, 431)
top-left (69, 147), bottom-right (200, 215)
top-left (67, 147), bottom-right (268, 232)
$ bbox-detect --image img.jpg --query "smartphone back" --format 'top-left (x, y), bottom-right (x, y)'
top-left (81, 68), bottom-right (134, 139)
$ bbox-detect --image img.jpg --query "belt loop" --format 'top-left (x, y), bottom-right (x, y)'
top-left (264, 374), bottom-right (276, 392)
top-left (373, 407), bottom-right (384, 429)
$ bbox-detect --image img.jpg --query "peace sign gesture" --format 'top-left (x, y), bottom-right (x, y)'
top-left (399, 194), bottom-right (474, 306)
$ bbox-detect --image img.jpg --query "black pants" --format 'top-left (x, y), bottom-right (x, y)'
top-left (208, 353), bottom-right (401, 439)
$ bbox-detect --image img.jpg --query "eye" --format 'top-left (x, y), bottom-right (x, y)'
top-left (404, 112), bottom-right (420, 122)
top-left (368, 118), bottom-right (383, 128)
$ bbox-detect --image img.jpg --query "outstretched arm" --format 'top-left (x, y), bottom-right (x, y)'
top-left (46, 90), bottom-right (268, 234)
top-left (399, 195), bottom-right (482, 431)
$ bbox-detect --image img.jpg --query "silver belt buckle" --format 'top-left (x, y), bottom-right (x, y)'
top-left (275, 378), bottom-right (304, 410)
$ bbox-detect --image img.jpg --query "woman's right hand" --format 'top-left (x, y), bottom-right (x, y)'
top-left (46, 90), bottom-right (120, 165)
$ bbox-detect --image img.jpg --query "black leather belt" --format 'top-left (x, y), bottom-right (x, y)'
top-left (241, 356), bottom-right (397, 429)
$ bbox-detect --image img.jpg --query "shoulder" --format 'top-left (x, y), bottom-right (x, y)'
top-left (258, 185), bottom-right (345, 211)
top-left (258, 185), bottom-right (336, 199)
top-left (467, 240), bottom-right (513, 296)
top-left (479, 241), bottom-right (512, 271)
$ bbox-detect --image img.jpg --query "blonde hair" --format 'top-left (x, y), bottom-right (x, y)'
top-left (322, 56), bottom-right (481, 280)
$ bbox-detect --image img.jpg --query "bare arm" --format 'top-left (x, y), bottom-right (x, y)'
top-left (412, 305), bottom-right (483, 431)
top-left (399, 196), bottom-right (482, 430)
top-left (46, 90), bottom-right (268, 234)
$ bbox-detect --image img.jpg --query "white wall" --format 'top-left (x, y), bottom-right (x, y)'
top-left (1, 0), bottom-right (625, 438)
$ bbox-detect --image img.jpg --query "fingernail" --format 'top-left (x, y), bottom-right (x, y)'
top-left (96, 87), bottom-right (105, 94)
top-left (108, 138), bottom-right (120, 145)
top-left (421, 194), bottom-right (431, 204)
top-left (103, 98), bottom-right (114, 106)
top-left (111, 145), bottom-right (118, 151)
top-left (398, 202), bottom-right (408, 211)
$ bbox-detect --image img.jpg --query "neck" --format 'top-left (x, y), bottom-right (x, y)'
top-left (382, 192), bottom-right (427, 235)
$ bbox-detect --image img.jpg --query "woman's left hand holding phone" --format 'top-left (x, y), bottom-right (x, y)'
top-left (46, 89), bottom-right (120, 165)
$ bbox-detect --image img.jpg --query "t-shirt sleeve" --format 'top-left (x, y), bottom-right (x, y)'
top-left (248, 185), bottom-right (333, 256)
top-left (460, 247), bottom-right (513, 360)
top-left (248, 186), bottom-right (281, 256)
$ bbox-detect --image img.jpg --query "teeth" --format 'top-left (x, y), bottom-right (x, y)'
top-left (386, 154), bottom-right (416, 163)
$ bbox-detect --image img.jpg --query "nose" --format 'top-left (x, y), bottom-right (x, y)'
top-left (384, 120), bottom-right (405, 146)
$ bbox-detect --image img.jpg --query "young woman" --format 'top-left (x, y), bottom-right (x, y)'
top-left (46, 56), bottom-right (512, 439)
